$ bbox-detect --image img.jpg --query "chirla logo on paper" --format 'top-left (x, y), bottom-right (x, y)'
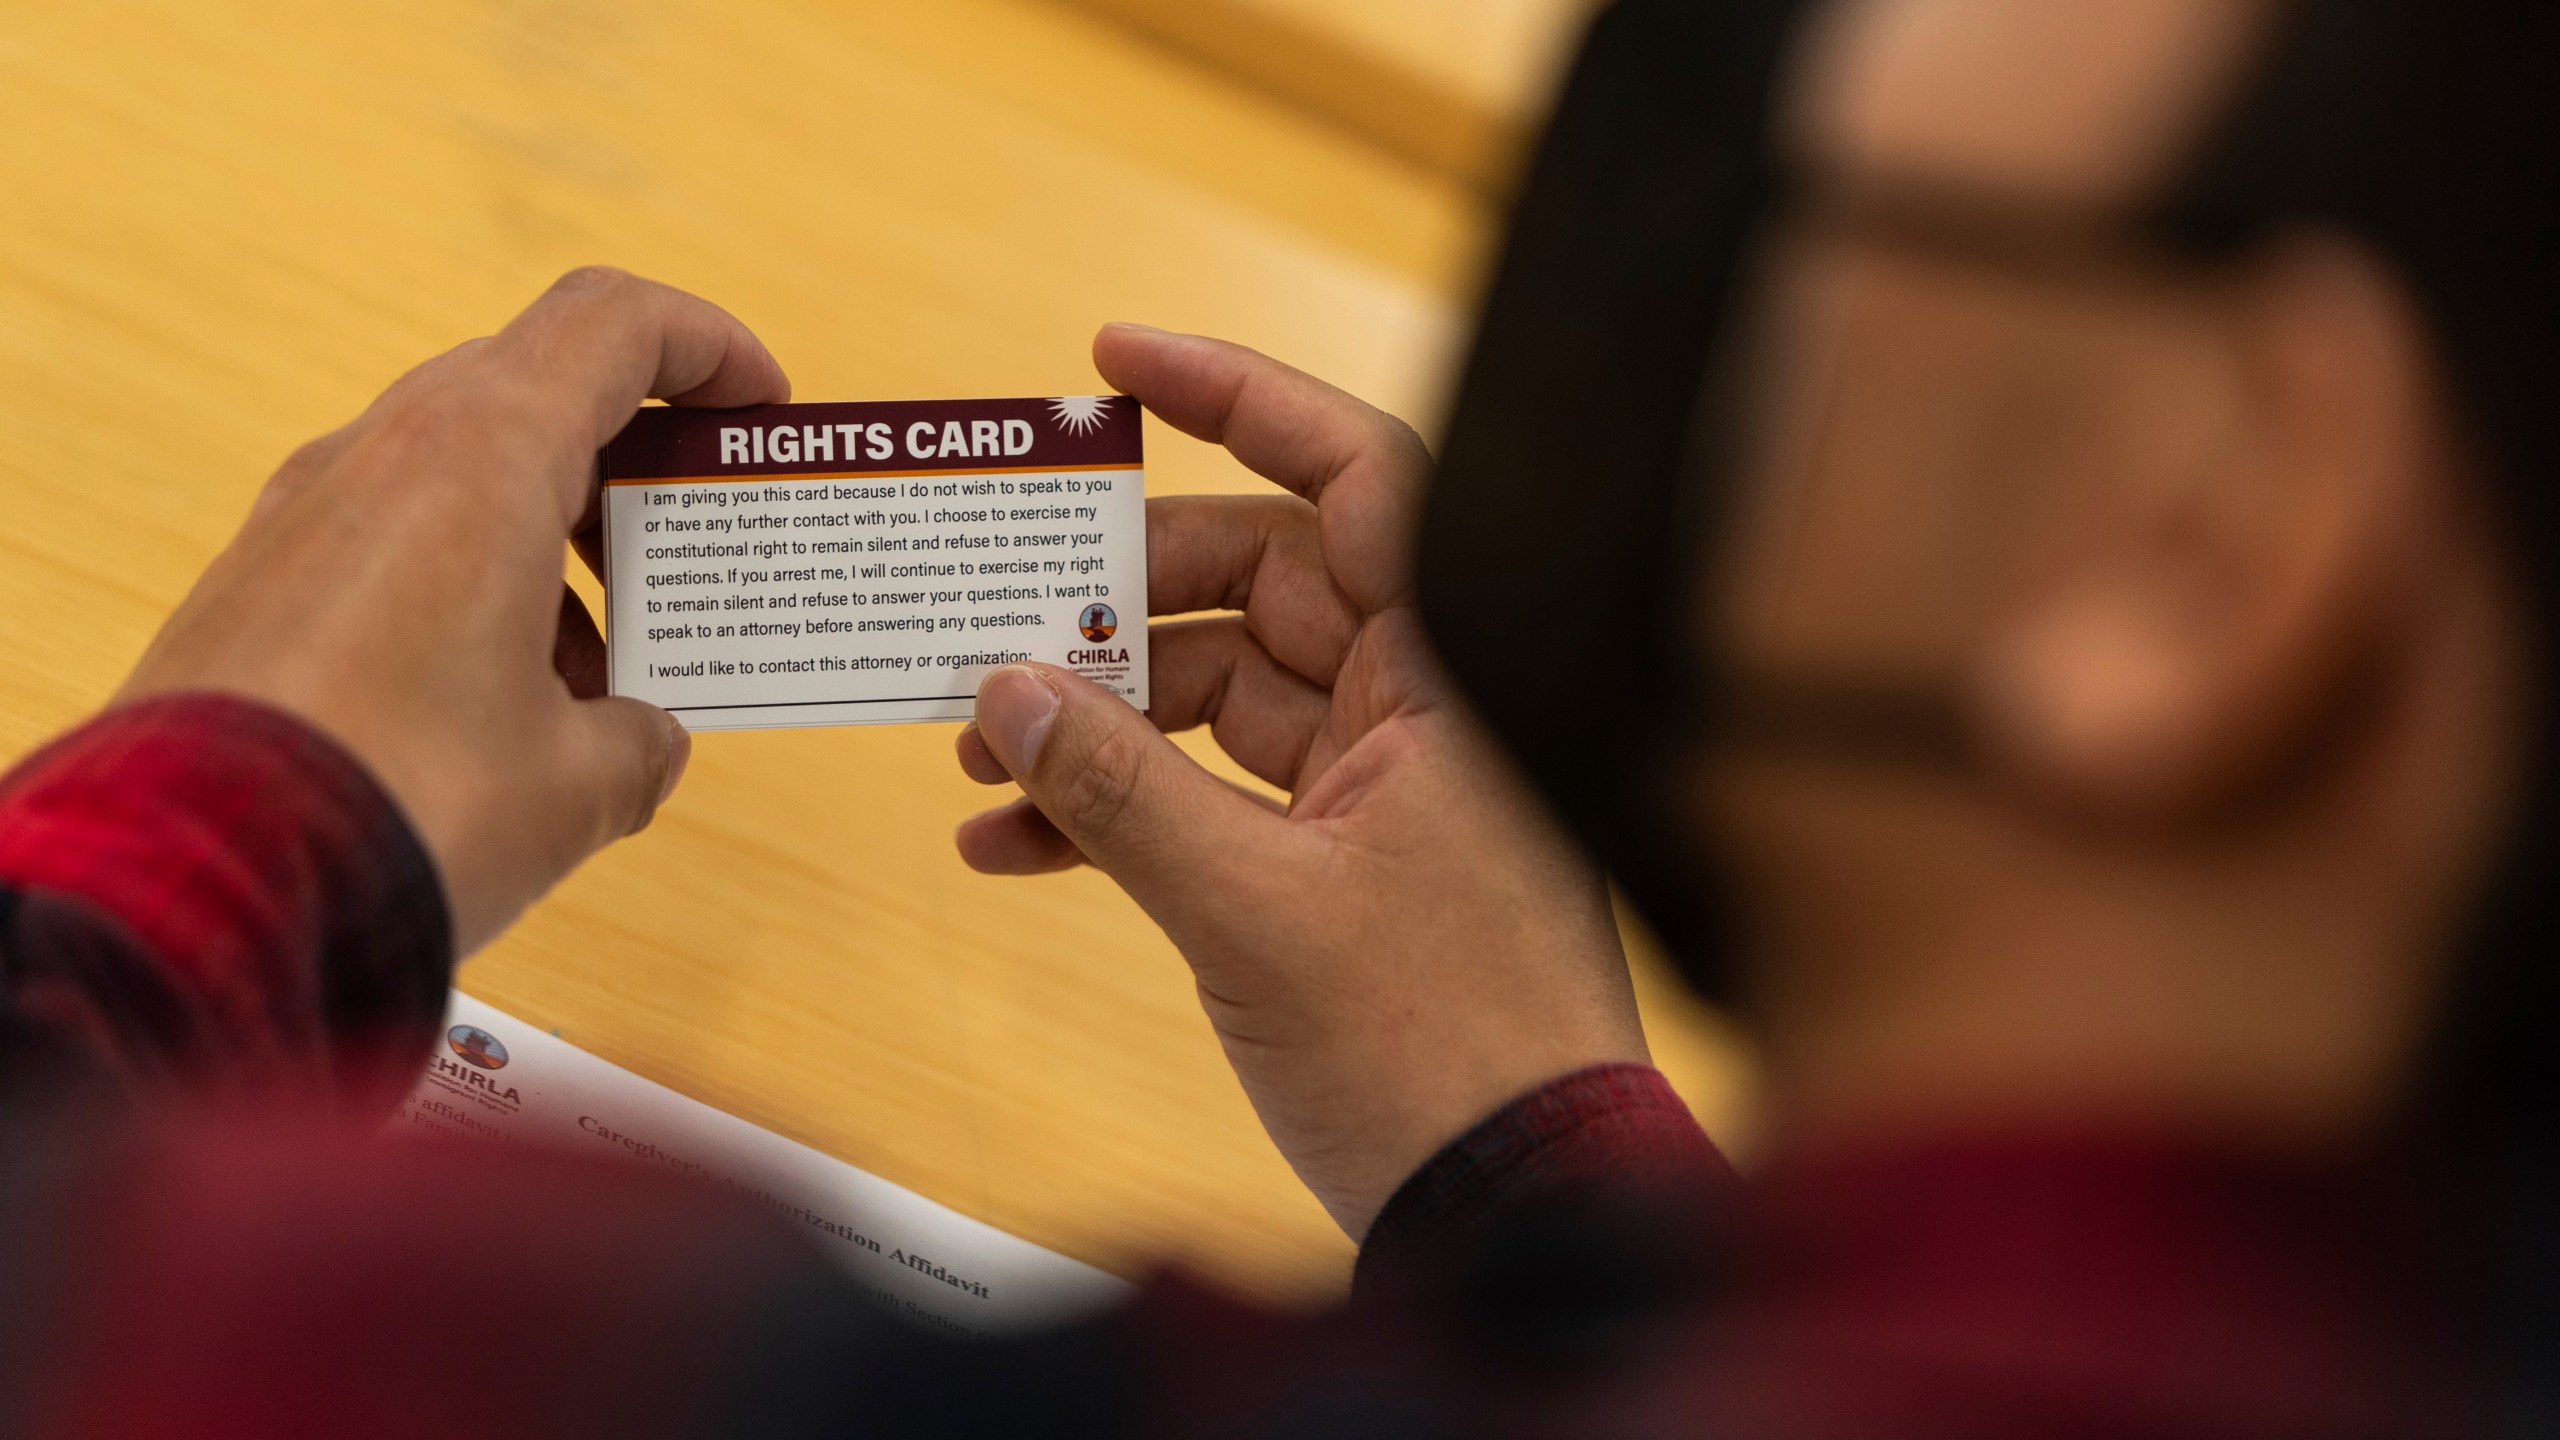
top-left (429, 1021), bottom-right (525, 1114)
top-left (448, 1024), bottom-right (510, 1070)
top-left (1077, 603), bottom-right (1118, 643)
top-left (1049, 396), bottom-right (1109, 435)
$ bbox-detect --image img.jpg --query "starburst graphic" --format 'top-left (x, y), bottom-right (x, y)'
top-left (1049, 395), bottom-right (1111, 435)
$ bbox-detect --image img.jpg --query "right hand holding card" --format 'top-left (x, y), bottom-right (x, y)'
top-left (954, 326), bottom-right (1651, 1241)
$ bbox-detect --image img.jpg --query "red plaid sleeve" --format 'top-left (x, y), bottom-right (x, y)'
top-left (0, 693), bottom-right (451, 1107)
top-left (1353, 1062), bottom-right (1733, 1288)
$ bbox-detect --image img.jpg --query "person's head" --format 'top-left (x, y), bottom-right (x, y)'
top-left (1423, 0), bottom-right (2560, 1151)
top-left (1699, 0), bottom-right (2527, 1145)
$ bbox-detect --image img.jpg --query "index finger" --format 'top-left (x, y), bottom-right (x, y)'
top-left (1092, 326), bottom-right (1428, 507)
top-left (478, 267), bottom-right (792, 522)
top-left (1095, 325), bottom-right (1428, 611)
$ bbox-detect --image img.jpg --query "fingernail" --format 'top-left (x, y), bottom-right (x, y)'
top-left (976, 666), bottom-right (1061, 776)
top-left (659, 720), bottom-right (693, 805)
top-left (1101, 321), bottom-right (1166, 336)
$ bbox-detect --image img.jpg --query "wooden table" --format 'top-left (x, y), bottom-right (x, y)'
top-left (1058, 0), bottom-right (1606, 190)
top-left (0, 0), bottom-right (1750, 1302)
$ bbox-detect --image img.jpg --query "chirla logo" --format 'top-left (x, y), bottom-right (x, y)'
top-left (447, 1024), bottom-right (510, 1070)
top-left (1077, 603), bottom-right (1118, 643)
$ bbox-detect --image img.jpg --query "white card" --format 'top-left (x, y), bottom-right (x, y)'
top-left (602, 398), bottom-right (1147, 730)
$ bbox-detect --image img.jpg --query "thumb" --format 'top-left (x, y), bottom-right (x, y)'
top-left (974, 663), bottom-right (1276, 892)
top-left (564, 695), bottom-right (693, 844)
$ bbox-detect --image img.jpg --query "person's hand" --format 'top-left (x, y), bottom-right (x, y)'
top-left (955, 326), bottom-right (1648, 1239)
top-left (119, 268), bottom-right (789, 954)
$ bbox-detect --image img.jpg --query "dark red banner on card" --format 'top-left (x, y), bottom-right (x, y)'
top-left (603, 396), bottom-right (1142, 483)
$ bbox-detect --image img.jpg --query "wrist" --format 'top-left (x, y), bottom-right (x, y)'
top-left (1352, 1063), bottom-right (1730, 1284)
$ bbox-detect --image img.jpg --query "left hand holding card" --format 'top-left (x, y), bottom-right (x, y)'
top-left (120, 268), bottom-right (783, 953)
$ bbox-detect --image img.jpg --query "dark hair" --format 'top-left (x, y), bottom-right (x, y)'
top-left (2158, 0), bottom-right (2555, 1150)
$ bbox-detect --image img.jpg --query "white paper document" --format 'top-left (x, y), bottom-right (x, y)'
top-left (395, 992), bottom-right (1131, 1338)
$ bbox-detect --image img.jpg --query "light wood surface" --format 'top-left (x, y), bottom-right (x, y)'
top-left (1225, 0), bottom-right (1603, 118)
top-left (1056, 0), bottom-right (1605, 191)
top-left (0, 0), bottom-right (1751, 1303)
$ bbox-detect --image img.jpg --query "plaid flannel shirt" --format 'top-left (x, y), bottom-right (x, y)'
top-left (0, 696), bottom-right (2466, 1438)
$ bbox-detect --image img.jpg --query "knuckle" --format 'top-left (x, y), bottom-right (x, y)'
top-left (266, 430), bottom-right (349, 498)
top-left (413, 366), bottom-right (544, 441)
top-left (1381, 415), bottom-right (1435, 472)
top-left (278, 432), bottom-right (339, 476)
top-left (365, 388), bottom-right (484, 470)
top-left (548, 264), bottom-right (638, 301)
top-left (359, 386), bottom-right (552, 514)
top-left (524, 266), bottom-right (666, 370)
top-left (1057, 721), bottom-right (1147, 834)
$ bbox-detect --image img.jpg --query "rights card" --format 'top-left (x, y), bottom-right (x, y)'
top-left (601, 397), bottom-right (1146, 729)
